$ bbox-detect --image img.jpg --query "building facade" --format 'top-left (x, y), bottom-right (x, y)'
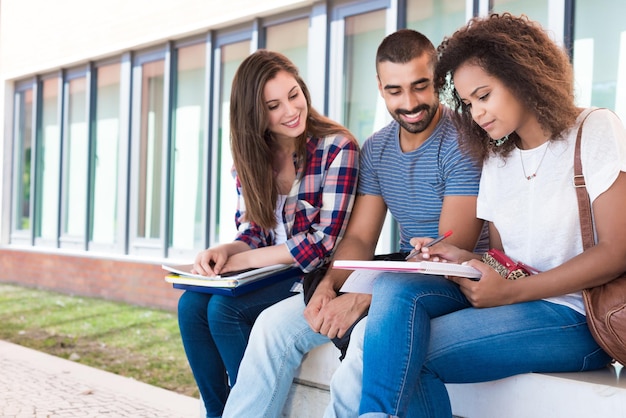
top-left (1, 0), bottom-right (625, 310)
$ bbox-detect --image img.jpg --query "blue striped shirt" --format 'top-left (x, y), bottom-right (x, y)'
top-left (359, 106), bottom-right (482, 251)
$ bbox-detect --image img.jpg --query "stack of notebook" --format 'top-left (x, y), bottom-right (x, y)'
top-left (162, 263), bottom-right (301, 296)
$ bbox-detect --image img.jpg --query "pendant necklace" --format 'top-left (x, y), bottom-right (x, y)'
top-left (520, 143), bottom-right (549, 180)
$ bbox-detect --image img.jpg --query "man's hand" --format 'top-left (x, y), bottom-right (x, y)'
top-left (304, 280), bottom-right (336, 330)
top-left (300, 193), bottom-right (384, 337)
top-left (306, 289), bottom-right (371, 339)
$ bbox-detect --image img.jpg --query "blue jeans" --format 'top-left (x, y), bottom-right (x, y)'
top-left (222, 294), bottom-right (332, 418)
top-left (177, 278), bottom-right (297, 418)
top-left (359, 273), bottom-right (612, 418)
top-left (325, 317), bottom-right (367, 418)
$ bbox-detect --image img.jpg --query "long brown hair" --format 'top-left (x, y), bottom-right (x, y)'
top-left (435, 13), bottom-right (579, 161)
top-left (230, 49), bottom-right (356, 230)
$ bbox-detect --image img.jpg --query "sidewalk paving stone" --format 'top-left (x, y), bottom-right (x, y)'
top-left (0, 340), bottom-right (198, 418)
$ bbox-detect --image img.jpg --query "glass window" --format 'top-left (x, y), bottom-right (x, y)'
top-left (62, 76), bottom-right (88, 242)
top-left (137, 59), bottom-right (165, 240)
top-left (170, 43), bottom-right (207, 251)
top-left (331, 8), bottom-right (391, 252)
top-left (406, 0), bottom-right (466, 45)
top-left (573, 0), bottom-right (626, 121)
top-left (343, 9), bottom-right (386, 143)
top-left (92, 63), bottom-right (121, 245)
top-left (266, 18), bottom-right (309, 82)
top-left (12, 87), bottom-right (34, 236)
top-left (214, 40), bottom-right (251, 245)
top-left (35, 77), bottom-right (61, 242)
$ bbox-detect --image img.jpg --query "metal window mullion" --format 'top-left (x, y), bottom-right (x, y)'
top-left (56, 70), bottom-right (66, 248)
top-left (85, 62), bottom-right (96, 251)
top-left (162, 42), bottom-right (175, 258)
top-left (119, 52), bottom-right (133, 255)
top-left (202, 31), bottom-right (215, 251)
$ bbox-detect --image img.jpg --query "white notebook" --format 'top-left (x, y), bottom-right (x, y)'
top-left (333, 260), bottom-right (481, 278)
top-left (161, 263), bottom-right (292, 281)
top-left (334, 260), bottom-right (481, 294)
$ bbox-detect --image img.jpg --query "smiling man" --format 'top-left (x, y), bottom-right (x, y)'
top-left (222, 29), bottom-right (487, 418)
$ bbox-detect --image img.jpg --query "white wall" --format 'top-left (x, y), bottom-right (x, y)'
top-left (0, 0), bottom-right (314, 78)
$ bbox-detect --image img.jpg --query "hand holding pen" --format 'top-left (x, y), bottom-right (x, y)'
top-left (405, 230), bottom-right (453, 261)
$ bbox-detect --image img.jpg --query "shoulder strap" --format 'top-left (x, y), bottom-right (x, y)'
top-left (574, 108), bottom-right (602, 250)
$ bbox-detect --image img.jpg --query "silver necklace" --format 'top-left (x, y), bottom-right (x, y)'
top-left (520, 143), bottom-right (549, 180)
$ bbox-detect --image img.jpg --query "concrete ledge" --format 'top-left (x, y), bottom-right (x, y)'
top-left (447, 364), bottom-right (625, 418)
top-left (281, 343), bottom-right (339, 417)
top-left (283, 382), bottom-right (332, 418)
top-left (294, 342), bottom-right (342, 388)
top-left (285, 343), bottom-right (626, 418)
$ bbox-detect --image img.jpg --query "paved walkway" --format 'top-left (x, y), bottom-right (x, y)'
top-left (0, 340), bottom-right (199, 417)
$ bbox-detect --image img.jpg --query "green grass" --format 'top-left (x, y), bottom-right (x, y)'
top-left (0, 283), bottom-right (198, 397)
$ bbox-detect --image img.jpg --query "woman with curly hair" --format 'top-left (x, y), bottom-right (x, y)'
top-left (177, 50), bottom-right (359, 418)
top-left (357, 14), bottom-right (626, 417)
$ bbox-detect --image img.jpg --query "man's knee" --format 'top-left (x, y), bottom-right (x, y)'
top-left (249, 295), bottom-right (309, 344)
top-left (259, 294), bottom-right (304, 322)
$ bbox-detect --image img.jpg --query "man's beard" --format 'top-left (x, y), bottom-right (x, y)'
top-left (393, 103), bottom-right (438, 134)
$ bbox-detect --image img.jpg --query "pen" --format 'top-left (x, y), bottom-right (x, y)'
top-left (405, 230), bottom-right (453, 260)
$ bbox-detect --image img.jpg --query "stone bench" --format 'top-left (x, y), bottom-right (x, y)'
top-left (282, 342), bottom-right (626, 418)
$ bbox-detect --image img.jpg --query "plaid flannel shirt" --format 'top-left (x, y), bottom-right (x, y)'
top-left (234, 134), bottom-right (359, 273)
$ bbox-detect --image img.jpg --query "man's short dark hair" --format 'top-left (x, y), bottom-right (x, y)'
top-left (376, 29), bottom-right (437, 72)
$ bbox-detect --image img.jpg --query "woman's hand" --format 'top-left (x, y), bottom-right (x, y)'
top-left (409, 238), bottom-right (470, 264)
top-left (217, 251), bottom-right (254, 273)
top-left (447, 259), bottom-right (518, 308)
top-left (192, 246), bottom-right (229, 276)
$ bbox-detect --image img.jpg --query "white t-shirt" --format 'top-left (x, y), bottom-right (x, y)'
top-left (273, 194), bottom-right (288, 245)
top-left (477, 108), bottom-right (626, 314)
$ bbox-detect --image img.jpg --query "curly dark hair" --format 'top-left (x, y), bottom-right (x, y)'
top-left (434, 13), bottom-right (580, 161)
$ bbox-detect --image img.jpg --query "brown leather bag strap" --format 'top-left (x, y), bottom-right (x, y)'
top-left (574, 108), bottom-right (602, 250)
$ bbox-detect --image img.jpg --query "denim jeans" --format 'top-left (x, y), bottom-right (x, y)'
top-left (324, 317), bottom-right (367, 418)
top-left (222, 293), bottom-right (332, 418)
top-left (177, 278), bottom-right (297, 418)
top-left (358, 273), bottom-right (612, 418)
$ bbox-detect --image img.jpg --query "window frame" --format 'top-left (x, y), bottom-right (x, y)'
top-left (9, 79), bottom-right (37, 246)
top-left (166, 34), bottom-right (213, 260)
top-left (59, 65), bottom-right (91, 250)
top-left (128, 45), bottom-right (172, 257)
top-left (87, 55), bottom-right (132, 254)
top-left (207, 24), bottom-right (255, 248)
top-left (33, 71), bottom-right (64, 248)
